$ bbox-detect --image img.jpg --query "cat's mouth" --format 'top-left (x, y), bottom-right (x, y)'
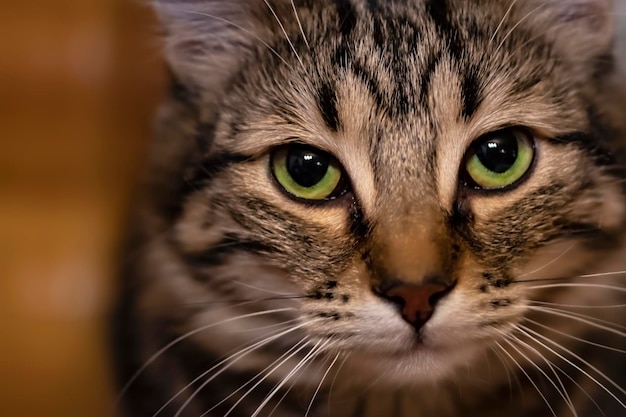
top-left (390, 333), bottom-right (457, 355)
top-left (328, 323), bottom-right (462, 358)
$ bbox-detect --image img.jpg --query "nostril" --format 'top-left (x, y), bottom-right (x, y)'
top-left (387, 295), bottom-right (406, 309)
top-left (428, 293), bottom-right (443, 307)
top-left (428, 283), bottom-right (455, 307)
top-left (375, 281), bottom-right (455, 331)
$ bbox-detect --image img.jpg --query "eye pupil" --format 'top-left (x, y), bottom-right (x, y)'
top-left (464, 127), bottom-right (535, 190)
top-left (272, 144), bottom-right (345, 201)
top-left (287, 146), bottom-right (329, 187)
top-left (475, 135), bottom-right (519, 174)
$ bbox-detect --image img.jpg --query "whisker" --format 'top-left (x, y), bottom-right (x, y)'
top-left (180, 295), bottom-right (310, 306)
top-left (213, 318), bottom-right (302, 369)
top-left (503, 333), bottom-right (577, 416)
top-left (289, 0), bottom-right (309, 48)
top-left (528, 306), bottom-right (626, 335)
top-left (157, 330), bottom-right (293, 416)
top-left (266, 377), bottom-right (298, 417)
top-left (578, 270), bottom-right (626, 279)
top-left (136, 296), bottom-right (307, 315)
top-left (231, 280), bottom-right (297, 296)
top-left (519, 325), bottom-right (626, 407)
top-left (519, 243), bottom-right (576, 278)
top-left (159, 322), bottom-right (312, 417)
top-left (199, 337), bottom-right (311, 417)
top-left (514, 274), bottom-right (626, 285)
top-left (524, 283), bottom-right (626, 292)
top-left (515, 327), bottom-right (609, 417)
top-left (490, 0), bottom-right (518, 44)
top-left (327, 353), bottom-right (350, 413)
top-left (227, 318), bottom-right (302, 334)
top-left (524, 317), bottom-right (626, 355)
top-left (266, 346), bottom-right (324, 417)
top-left (552, 366), bottom-right (609, 417)
top-left (306, 352), bottom-right (341, 417)
top-left (530, 300), bottom-right (626, 310)
top-left (262, 0), bottom-right (306, 70)
top-left (507, 27), bottom-right (554, 60)
top-left (250, 339), bottom-right (330, 417)
top-left (495, 4), bottom-right (547, 55)
top-left (495, 340), bottom-right (558, 417)
top-left (489, 346), bottom-right (519, 401)
top-left (186, 11), bottom-right (293, 70)
top-left (222, 339), bottom-right (318, 417)
top-left (115, 307), bottom-right (296, 406)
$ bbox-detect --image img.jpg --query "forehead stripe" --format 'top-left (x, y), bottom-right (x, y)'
top-left (317, 80), bottom-right (342, 131)
top-left (461, 65), bottom-right (483, 119)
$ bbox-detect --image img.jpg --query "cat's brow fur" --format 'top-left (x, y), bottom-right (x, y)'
top-left (113, 1), bottom-right (626, 416)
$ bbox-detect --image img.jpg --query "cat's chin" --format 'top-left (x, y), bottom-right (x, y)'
top-left (340, 340), bottom-right (486, 387)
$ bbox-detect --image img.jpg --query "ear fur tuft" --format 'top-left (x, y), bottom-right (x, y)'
top-left (152, 0), bottom-right (288, 108)
top-left (520, 0), bottom-right (614, 64)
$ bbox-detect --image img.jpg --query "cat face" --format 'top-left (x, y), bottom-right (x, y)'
top-left (154, 0), bottom-right (626, 384)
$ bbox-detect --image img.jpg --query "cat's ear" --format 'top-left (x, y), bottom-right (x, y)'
top-left (522, 0), bottom-right (614, 63)
top-left (152, 0), bottom-right (288, 106)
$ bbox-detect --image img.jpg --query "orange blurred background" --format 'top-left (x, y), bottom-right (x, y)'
top-left (1, 0), bottom-right (165, 416)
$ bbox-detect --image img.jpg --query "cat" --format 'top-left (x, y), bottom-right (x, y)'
top-left (112, 1), bottom-right (626, 416)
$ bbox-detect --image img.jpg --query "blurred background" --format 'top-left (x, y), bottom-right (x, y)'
top-left (1, 0), bottom-right (165, 416)
top-left (1, 2), bottom-right (625, 417)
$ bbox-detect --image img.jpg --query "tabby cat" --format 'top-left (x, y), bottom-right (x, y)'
top-left (112, 0), bottom-right (626, 416)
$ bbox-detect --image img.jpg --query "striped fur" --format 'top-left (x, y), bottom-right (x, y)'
top-left (113, 1), bottom-right (626, 416)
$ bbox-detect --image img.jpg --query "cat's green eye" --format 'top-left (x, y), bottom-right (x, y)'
top-left (464, 128), bottom-right (535, 190)
top-left (271, 144), bottom-right (345, 201)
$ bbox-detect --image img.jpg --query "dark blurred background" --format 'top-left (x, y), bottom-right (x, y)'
top-left (1, 2), bottom-right (626, 417)
top-left (0, 0), bottom-right (164, 416)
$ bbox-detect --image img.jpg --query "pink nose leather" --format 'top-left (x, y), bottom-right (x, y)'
top-left (381, 282), bottom-right (454, 330)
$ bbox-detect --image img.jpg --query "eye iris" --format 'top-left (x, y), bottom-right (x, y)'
top-left (271, 144), bottom-right (344, 201)
top-left (465, 128), bottom-right (534, 190)
top-left (475, 136), bottom-right (518, 174)
top-left (287, 147), bottom-right (329, 187)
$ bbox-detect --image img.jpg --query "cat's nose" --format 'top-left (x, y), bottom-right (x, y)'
top-left (374, 281), bottom-right (456, 331)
